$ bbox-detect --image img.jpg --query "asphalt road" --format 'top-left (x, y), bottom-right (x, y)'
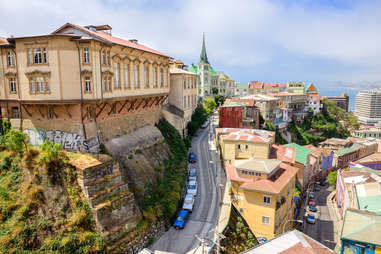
top-left (150, 121), bottom-right (220, 254)
top-left (304, 184), bottom-right (336, 250)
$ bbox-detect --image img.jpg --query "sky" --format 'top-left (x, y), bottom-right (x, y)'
top-left (1, 0), bottom-right (381, 99)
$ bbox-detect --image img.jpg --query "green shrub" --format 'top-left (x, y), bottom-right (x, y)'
top-left (39, 140), bottom-right (62, 165)
top-left (5, 129), bottom-right (29, 152)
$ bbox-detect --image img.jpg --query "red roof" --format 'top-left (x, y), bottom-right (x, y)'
top-left (221, 131), bottom-right (272, 143)
top-left (231, 163), bottom-right (298, 194)
top-left (249, 81), bottom-right (264, 89)
top-left (52, 23), bottom-right (169, 57)
top-left (270, 145), bottom-right (296, 163)
top-left (0, 37), bottom-right (10, 46)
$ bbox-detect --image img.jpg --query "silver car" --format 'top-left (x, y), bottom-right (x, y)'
top-left (182, 194), bottom-right (195, 212)
top-left (188, 168), bottom-right (197, 182)
top-left (187, 180), bottom-right (198, 196)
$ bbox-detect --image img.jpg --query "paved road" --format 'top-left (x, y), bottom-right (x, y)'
top-left (304, 184), bottom-right (336, 250)
top-left (150, 120), bottom-right (220, 254)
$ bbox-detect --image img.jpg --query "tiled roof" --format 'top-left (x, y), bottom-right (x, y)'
top-left (241, 230), bottom-right (334, 254)
top-left (52, 23), bottom-right (168, 57)
top-left (221, 132), bottom-right (271, 143)
top-left (320, 138), bottom-right (351, 146)
top-left (216, 128), bottom-right (275, 138)
top-left (227, 98), bottom-right (256, 107)
top-left (336, 147), bottom-right (356, 156)
top-left (285, 143), bottom-right (311, 165)
top-left (270, 145), bottom-right (296, 163)
top-left (249, 81), bottom-right (264, 89)
top-left (341, 209), bottom-right (381, 246)
top-left (239, 163), bottom-right (299, 194)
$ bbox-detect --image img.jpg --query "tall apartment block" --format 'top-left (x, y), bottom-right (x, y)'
top-left (355, 90), bottom-right (381, 125)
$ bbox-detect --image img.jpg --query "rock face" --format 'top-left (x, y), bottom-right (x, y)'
top-left (105, 125), bottom-right (171, 199)
top-left (71, 154), bottom-right (141, 250)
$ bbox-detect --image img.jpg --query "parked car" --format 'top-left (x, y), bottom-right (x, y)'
top-left (173, 210), bottom-right (190, 229)
top-left (188, 153), bottom-right (197, 163)
top-left (187, 180), bottom-right (198, 196)
top-left (309, 205), bottom-right (318, 212)
top-left (182, 194), bottom-right (195, 212)
top-left (308, 200), bottom-right (316, 206)
top-left (314, 185), bottom-right (321, 191)
top-left (306, 213), bottom-right (316, 224)
top-left (201, 120), bottom-right (209, 129)
top-left (257, 237), bottom-right (268, 244)
top-left (188, 167), bottom-right (197, 181)
top-left (309, 192), bottom-right (315, 198)
top-left (320, 180), bottom-right (327, 186)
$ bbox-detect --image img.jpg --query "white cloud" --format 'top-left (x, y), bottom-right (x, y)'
top-left (1, 0), bottom-right (381, 87)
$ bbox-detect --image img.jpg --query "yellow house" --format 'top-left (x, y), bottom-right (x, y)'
top-left (226, 158), bottom-right (298, 240)
top-left (215, 128), bottom-right (275, 166)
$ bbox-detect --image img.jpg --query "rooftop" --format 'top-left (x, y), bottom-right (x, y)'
top-left (51, 23), bottom-right (168, 57)
top-left (234, 158), bottom-right (282, 174)
top-left (285, 143), bottom-right (312, 165)
top-left (341, 209), bottom-right (381, 246)
top-left (216, 128), bottom-right (275, 139)
top-left (270, 145), bottom-right (296, 164)
top-left (353, 152), bottom-right (381, 164)
top-left (227, 98), bottom-right (256, 107)
top-left (221, 131), bottom-right (272, 143)
top-left (320, 138), bottom-right (352, 147)
top-left (222, 102), bottom-right (246, 108)
top-left (241, 230), bottom-right (334, 254)
top-left (227, 162), bottom-right (298, 194)
top-left (242, 94), bottom-right (278, 101)
top-left (169, 68), bottom-right (197, 75)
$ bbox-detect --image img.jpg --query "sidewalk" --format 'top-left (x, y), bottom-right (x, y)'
top-left (326, 190), bottom-right (343, 253)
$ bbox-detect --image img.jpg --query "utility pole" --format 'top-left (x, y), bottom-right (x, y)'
top-left (210, 228), bottom-right (226, 254)
top-left (194, 234), bottom-right (206, 254)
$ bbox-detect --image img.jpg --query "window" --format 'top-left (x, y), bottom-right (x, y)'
top-left (188, 78), bottom-right (190, 89)
top-left (87, 106), bottom-right (93, 120)
top-left (45, 77), bottom-right (50, 92)
top-left (164, 68), bottom-right (168, 87)
top-left (36, 77), bottom-right (44, 93)
top-left (238, 144), bottom-right (241, 150)
top-left (43, 48), bottom-right (48, 64)
top-left (9, 77), bottom-right (16, 93)
top-left (153, 67), bottom-right (157, 88)
top-left (262, 216), bottom-right (270, 225)
top-left (30, 47), bottom-right (48, 64)
top-left (7, 52), bottom-right (14, 67)
top-left (102, 50), bottom-right (106, 65)
top-left (184, 79), bottom-right (186, 89)
top-left (184, 96), bottom-right (187, 108)
top-left (27, 49), bottom-right (32, 64)
top-left (255, 172), bottom-right (262, 176)
top-left (29, 78), bottom-right (34, 93)
top-left (134, 65), bottom-right (139, 88)
top-left (108, 77), bottom-right (112, 91)
top-left (12, 107), bottom-right (20, 118)
top-left (47, 106), bottom-right (54, 119)
top-left (106, 51), bottom-right (110, 65)
top-left (114, 63), bottom-right (120, 88)
top-left (103, 76), bottom-right (107, 92)
top-left (263, 196), bottom-right (271, 205)
top-left (188, 96), bottom-right (190, 108)
top-left (33, 48), bottom-right (42, 64)
top-left (85, 76), bottom-right (91, 92)
top-left (245, 144), bottom-right (248, 150)
top-left (144, 66), bottom-right (149, 88)
top-left (160, 68), bottom-right (163, 87)
top-left (124, 65), bottom-right (130, 88)
top-left (83, 48), bottom-right (89, 64)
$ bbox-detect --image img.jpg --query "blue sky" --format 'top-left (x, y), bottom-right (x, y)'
top-left (1, 0), bottom-right (380, 99)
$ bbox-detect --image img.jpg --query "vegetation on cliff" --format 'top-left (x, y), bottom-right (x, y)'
top-left (136, 118), bottom-right (187, 224)
top-left (0, 129), bottom-right (105, 254)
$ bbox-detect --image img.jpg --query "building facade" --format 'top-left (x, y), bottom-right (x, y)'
top-left (218, 73), bottom-right (235, 97)
top-left (286, 82), bottom-right (305, 94)
top-left (163, 62), bottom-right (198, 136)
top-left (355, 90), bottom-right (381, 125)
top-left (188, 34), bottom-right (219, 98)
top-left (324, 93), bottom-right (349, 112)
top-left (235, 82), bottom-right (249, 97)
top-left (0, 23), bottom-right (170, 152)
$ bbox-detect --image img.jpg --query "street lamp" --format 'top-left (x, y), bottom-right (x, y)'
top-left (283, 219), bottom-right (303, 233)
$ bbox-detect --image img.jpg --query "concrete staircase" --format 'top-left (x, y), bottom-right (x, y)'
top-left (71, 154), bottom-right (142, 252)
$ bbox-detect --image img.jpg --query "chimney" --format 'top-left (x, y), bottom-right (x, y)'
top-left (129, 39), bottom-right (138, 44)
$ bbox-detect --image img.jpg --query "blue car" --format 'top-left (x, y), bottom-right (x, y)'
top-left (173, 210), bottom-right (190, 229)
top-left (306, 213), bottom-right (316, 224)
top-left (188, 153), bottom-right (197, 163)
top-left (309, 205), bottom-right (318, 212)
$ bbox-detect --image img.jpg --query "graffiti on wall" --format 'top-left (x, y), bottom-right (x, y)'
top-left (24, 129), bottom-right (100, 153)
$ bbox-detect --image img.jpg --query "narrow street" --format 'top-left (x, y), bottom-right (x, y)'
top-left (303, 184), bottom-right (336, 250)
top-left (150, 116), bottom-right (223, 253)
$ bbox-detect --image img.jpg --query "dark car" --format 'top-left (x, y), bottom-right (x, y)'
top-left (314, 185), bottom-right (321, 191)
top-left (188, 153), bottom-right (197, 163)
top-left (173, 210), bottom-right (190, 229)
top-left (309, 205), bottom-right (318, 212)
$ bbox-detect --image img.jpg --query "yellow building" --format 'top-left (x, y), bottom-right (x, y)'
top-left (226, 159), bottom-right (298, 240)
top-left (163, 61), bottom-right (198, 136)
top-left (0, 23), bottom-right (170, 152)
top-left (215, 128), bottom-right (275, 166)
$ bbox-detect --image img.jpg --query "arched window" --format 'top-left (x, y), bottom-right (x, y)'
top-left (144, 66), bottom-right (149, 88)
top-left (134, 65), bottom-right (139, 88)
top-left (114, 63), bottom-right (120, 89)
top-left (160, 68), bottom-right (163, 87)
top-left (153, 67), bottom-right (157, 88)
top-left (124, 64), bottom-right (130, 88)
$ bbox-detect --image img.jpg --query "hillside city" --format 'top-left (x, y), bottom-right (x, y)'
top-left (1, 11), bottom-right (381, 254)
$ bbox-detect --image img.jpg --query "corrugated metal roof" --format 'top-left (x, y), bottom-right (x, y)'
top-left (285, 143), bottom-right (311, 165)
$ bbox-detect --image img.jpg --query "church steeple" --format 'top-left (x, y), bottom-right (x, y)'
top-left (200, 33), bottom-right (209, 64)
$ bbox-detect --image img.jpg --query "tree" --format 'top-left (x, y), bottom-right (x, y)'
top-left (215, 94), bottom-right (226, 106)
top-left (212, 87), bottom-right (218, 95)
top-left (327, 170), bottom-right (338, 189)
top-left (203, 98), bottom-right (217, 115)
top-left (2, 119), bottom-right (11, 135)
top-left (5, 129), bottom-right (29, 152)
